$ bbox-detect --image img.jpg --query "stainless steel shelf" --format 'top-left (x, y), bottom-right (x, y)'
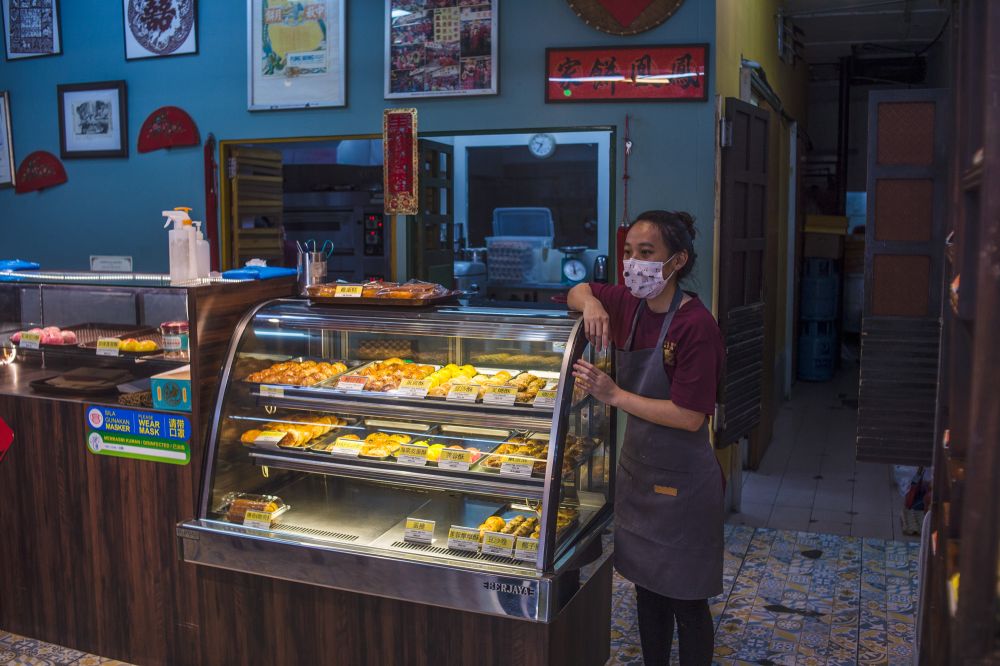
top-left (249, 448), bottom-right (547, 499)
top-left (251, 388), bottom-right (555, 432)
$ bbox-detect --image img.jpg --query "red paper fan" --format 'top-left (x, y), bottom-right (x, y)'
top-left (137, 106), bottom-right (200, 153)
top-left (15, 151), bottom-right (68, 194)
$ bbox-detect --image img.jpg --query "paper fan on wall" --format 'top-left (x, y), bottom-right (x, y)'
top-left (565, 0), bottom-right (685, 36)
top-left (15, 151), bottom-right (67, 194)
top-left (137, 106), bottom-right (200, 153)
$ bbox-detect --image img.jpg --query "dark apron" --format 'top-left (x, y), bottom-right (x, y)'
top-left (613, 288), bottom-right (724, 600)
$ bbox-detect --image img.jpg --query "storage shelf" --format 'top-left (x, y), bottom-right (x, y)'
top-left (249, 446), bottom-right (547, 499)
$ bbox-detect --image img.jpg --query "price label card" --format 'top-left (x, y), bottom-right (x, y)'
top-left (334, 285), bottom-right (364, 298)
top-left (404, 517), bottom-right (435, 544)
top-left (500, 455), bottom-right (536, 478)
top-left (19, 332), bottom-right (40, 349)
top-left (396, 378), bottom-right (431, 398)
top-left (329, 437), bottom-right (364, 457)
top-left (260, 384), bottom-right (285, 398)
top-left (336, 375), bottom-right (369, 392)
top-left (250, 430), bottom-right (286, 451)
top-left (481, 531), bottom-right (516, 557)
top-left (446, 383), bottom-right (478, 403)
top-left (483, 386), bottom-right (518, 405)
top-left (438, 448), bottom-right (472, 471)
top-left (243, 510), bottom-right (275, 530)
top-left (95, 338), bottom-right (121, 357)
top-left (447, 525), bottom-right (482, 552)
top-left (532, 389), bottom-right (558, 408)
top-left (513, 537), bottom-right (540, 561)
top-left (396, 443), bottom-right (429, 467)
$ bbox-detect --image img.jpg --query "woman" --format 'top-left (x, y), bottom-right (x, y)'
top-left (568, 210), bottom-right (724, 666)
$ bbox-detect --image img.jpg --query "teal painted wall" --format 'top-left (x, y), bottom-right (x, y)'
top-left (0, 1), bottom-right (717, 296)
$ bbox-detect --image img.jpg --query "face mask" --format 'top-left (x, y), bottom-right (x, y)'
top-left (623, 254), bottom-right (677, 300)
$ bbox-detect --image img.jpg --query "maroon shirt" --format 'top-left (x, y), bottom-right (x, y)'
top-left (590, 283), bottom-right (724, 415)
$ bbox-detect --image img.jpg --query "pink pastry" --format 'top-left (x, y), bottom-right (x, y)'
top-left (10, 331), bottom-right (21, 343)
top-left (60, 330), bottom-right (78, 344)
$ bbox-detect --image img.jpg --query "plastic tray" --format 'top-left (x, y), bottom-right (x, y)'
top-left (217, 492), bottom-right (290, 525)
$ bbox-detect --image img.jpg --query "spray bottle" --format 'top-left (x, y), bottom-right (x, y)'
top-left (162, 207), bottom-right (195, 283)
top-left (192, 221), bottom-right (211, 278)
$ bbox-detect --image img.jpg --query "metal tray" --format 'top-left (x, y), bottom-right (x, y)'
top-left (308, 419), bottom-right (435, 460)
top-left (240, 356), bottom-right (358, 388)
top-left (78, 330), bottom-right (165, 356)
top-left (241, 414), bottom-right (357, 451)
top-left (308, 292), bottom-right (460, 308)
top-left (474, 432), bottom-right (550, 475)
top-left (29, 369), bottom-right (134, 396)
top-left (15, 323), bottom-right (155, 349)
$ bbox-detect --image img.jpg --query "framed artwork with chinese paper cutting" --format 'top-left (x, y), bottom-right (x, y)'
top-left (545, 44), bottom-right (708, 103)
top-left (123, 0), bottom-right (198, 60)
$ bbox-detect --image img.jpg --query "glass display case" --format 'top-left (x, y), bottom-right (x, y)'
top-left (179, 299), bottom-right (615, 621)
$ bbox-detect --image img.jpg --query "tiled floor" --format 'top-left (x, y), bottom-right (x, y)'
top-left (608, 525), bottom-right (920, 665)
top-left (728, 368), bottom-right (919, 542)
top-left (0, 631), bottom-right (131, 665)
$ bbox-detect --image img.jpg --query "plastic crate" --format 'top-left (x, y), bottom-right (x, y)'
top-left (486, 236), bottom-right (552, 283)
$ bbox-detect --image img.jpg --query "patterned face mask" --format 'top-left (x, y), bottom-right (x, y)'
top-left (622, 254), bottom-right (677, 299)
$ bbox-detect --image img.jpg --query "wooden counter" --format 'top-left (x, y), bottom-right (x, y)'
top-left (0, 278), bottom-right (294, 666)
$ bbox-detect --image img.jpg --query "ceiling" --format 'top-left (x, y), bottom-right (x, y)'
top-left (782, 0), bottom-right (951, 63)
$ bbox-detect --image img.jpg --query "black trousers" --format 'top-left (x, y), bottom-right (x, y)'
top-left (635, 585), bottom-right (714, 666)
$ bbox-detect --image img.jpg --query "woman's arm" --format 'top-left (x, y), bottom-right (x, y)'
top-left (567, 283), bottom-right (611, 352)
top-left (572, 359), bottom-right (705, 432)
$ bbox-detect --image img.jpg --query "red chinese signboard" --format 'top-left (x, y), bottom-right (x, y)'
top-left (545, 44), bottom-right (708, 103)
top-left (0, 416), bottom-right (12, 464)
top-left (383, 108), bottom-right (419, 215)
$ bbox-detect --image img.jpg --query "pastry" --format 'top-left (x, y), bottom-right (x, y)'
top-left (478, 516), bottom-right (506, 538)
top-left (225, 497), bottom-right (280, 523)
top-left (241, 414), bottom-right (345, 448)
top-left (245, 360), bottom-right (348, 386)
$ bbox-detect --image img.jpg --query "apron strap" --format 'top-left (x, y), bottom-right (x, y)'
top-left (655, 287), bottom-right (685, 349)
top-left (624, 301), bottom-right (645, 351)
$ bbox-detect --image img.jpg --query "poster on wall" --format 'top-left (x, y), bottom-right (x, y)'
top-left (545, 44), bottom-right (708, 103)
top-left (383, 108), bottom-right (418, 215)
top-left (0, 91), bottom-right (14, 188)
top-left (248, 0), bottom-right (346, 110)
top-left (57, 80), bottom-right (129, 159)
top-left (385, 0), bottom-right (497, 99)
top-left (1, 0), bottom-right (61, 60)
top-left (123, 0), bottom-right (198, 60)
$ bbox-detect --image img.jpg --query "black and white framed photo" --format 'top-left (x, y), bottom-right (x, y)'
top-left (385, 0), bottom-right (497, 99)
top-left (0, 91), bottom-right (14, 188)
top-left (123, 0), bottom-right (198, 60)
top-left (57, 81), bottom-right (128, 159)
top-left (2, 0), bottom-right (61, 60)
top-left (248, 0), bottom-right (346, 110)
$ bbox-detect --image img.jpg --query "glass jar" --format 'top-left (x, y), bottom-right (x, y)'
top-left (160, 320), bottom-right (190, 360)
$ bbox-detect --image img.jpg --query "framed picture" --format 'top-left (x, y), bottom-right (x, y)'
top-left (2, 0), bottom-right (61, 60)
top-left (545, 44), bottom-right (709, 103)
top-left (57, 81), bottom-right (128, 159)
top-left (385, 0), bottom-right (497, 100)
top-left (123, 0), bottom-right (198, 60)
top-left (0, 91), bottom-right (14, 188)
top-left (248, 0), bottom-right (346, 110)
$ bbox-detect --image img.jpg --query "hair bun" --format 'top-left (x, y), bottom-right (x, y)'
top-left (675, 211), bottom-right (697, 240)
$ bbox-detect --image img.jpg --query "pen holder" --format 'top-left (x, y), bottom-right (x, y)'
top-left (297, 251), bottom-right (328, 295)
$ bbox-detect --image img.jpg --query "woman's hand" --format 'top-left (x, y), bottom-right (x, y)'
top-left (582, 299), bottom-right (611, 353)
top-left (573, 359), bottom-right (621, 406)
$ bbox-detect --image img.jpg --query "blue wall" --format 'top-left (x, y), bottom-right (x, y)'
top-left (0, 1), bottom-right (717, 295)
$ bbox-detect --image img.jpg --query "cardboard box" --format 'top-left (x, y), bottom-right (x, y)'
top-left (803, 232), bottom-right (844, 260)
top-left (152, 365), bottom-right (192, 412)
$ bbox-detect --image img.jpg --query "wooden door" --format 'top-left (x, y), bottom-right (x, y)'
top-left (410, 140), bottom-right (454, 285)
top-left (856, 89), bottom-right (948, 466)
top-left (226, 146), bottom-right (285, 269)
top-left (715, 98), bottom-right (769, 452)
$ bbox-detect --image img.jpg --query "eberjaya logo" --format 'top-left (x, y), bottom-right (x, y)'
top-left (483, 581), bottom-right (535, 597)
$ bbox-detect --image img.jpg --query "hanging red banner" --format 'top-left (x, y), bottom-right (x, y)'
top-left (383, 108), bottom-right (419, 215)
top-left (0, 416), bottom-right (12, 464)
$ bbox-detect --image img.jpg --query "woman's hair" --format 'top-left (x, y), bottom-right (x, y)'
top-left (633, 210), bottom-right (698, 281)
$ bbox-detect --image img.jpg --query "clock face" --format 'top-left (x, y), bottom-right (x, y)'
top-left (528, 133), bottom-right (556, 159)
top-left (563, 258), bottom-right (587, 283)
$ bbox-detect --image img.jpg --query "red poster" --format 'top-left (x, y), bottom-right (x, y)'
top-left (545, 44), bottom-right (708, 103)
top-left (0, 416), bottom-right (12, 464)
top-left (383, 108), bottom-right (419, 215)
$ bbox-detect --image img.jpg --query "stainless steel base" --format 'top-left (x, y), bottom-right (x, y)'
top-left (177, 518), bottom-right (612, 622)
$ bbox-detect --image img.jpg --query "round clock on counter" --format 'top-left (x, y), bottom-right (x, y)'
top-left (528, 133), bottom-right (557, 159)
